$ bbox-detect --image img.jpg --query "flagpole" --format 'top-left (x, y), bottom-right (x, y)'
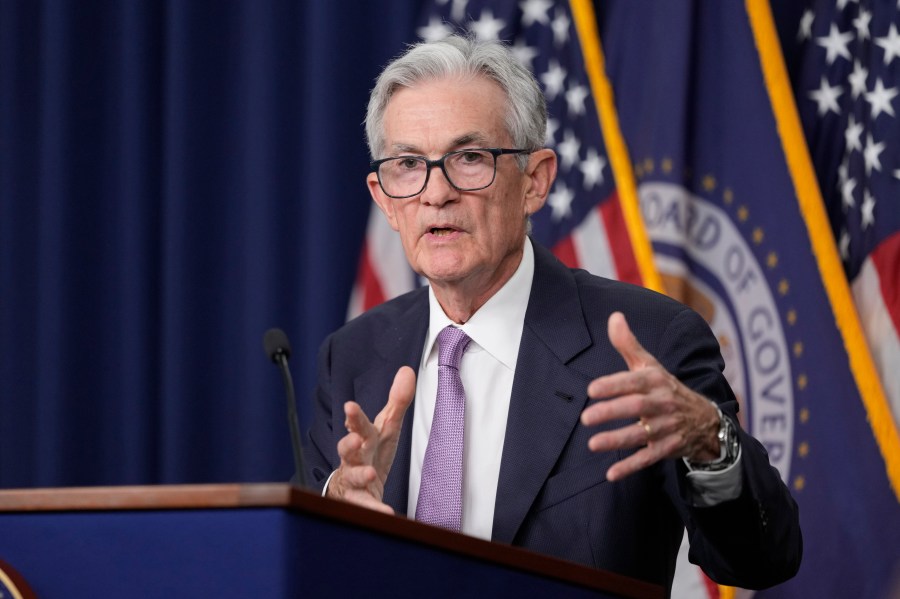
top-left (568, 0), bottom-right (664, 294)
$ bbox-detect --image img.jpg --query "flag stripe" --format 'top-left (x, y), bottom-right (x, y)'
top-left (599, 192), bottom-right (641, 285)
top-left (854, 254), bottom-right (900, 436)
top-left (359, 244), bottom-right (386, 311)
top-left (348, 207), bottom-right (415, 320)
top-left (872, 233), bottom-right (900, 336)
top-left (568, 0), bottom-right (662, 293)
top-left (571, 205), bottom-right (616, 278)
top-left (745, 0), bottom-right (900, 499)
top-left (552, 235), bottom-right (580, 270)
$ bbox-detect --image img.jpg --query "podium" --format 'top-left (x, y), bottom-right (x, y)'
top-left (0, 484), bottom-right (662, 598)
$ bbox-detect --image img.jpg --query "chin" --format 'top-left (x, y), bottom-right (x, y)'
top-left (419, 262), bottom-right (473, 285)
top-left (415, 252), bottom-right (471, 281)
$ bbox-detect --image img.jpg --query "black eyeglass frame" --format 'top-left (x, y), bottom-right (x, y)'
top-left (369, 147), bottom-right (533, 199)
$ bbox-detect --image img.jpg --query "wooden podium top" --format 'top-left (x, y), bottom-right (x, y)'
top-left (0, 483), bottom-right (663, 599)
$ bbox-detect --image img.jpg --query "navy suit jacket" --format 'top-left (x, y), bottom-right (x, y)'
top-left (307, 241), bottom-right (801, 594)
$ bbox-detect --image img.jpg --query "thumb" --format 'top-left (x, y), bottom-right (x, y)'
top-left (608, 311), bottom-right (658, 371)
top-left (381, 366), bottom-right (416, 425)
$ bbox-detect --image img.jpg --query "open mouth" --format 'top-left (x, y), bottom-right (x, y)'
top-left (429, 227), bottom-right (457, 236)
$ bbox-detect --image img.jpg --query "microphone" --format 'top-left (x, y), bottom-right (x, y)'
top-left (263, 328), bottom-right (307, 488)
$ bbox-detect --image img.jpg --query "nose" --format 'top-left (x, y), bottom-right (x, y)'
top-left (419, 163), bottom-right (459, 206)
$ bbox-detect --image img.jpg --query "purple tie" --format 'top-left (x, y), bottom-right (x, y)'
top-left (416, 325), bottom-right (471, 531)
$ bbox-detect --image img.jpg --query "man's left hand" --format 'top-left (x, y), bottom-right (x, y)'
top-left (580, 311), bottom-right (721, 481)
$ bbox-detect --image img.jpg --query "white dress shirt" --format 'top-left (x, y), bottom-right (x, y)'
top-left (407, 240), bottom-right (536, 540)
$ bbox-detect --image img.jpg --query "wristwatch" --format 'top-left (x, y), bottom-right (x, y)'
top-left (687, 403), bottom-right (740, 472)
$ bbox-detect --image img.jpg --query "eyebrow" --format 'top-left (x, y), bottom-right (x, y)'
top-left (389, 132), bottom-right (493, 156)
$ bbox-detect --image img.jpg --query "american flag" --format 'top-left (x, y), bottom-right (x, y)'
top-left (347, 0), bottom-right (644, 319)
top-left (794, 0), bottom-right (900, 467)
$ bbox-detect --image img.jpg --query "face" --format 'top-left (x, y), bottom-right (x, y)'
top-left (367, 76), bottom-right (556, 308)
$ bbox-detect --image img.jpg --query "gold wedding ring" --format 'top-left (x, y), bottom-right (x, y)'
top-left (640, 419), bottom-right (652, 436)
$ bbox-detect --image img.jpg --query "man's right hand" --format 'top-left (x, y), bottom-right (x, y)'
top-left (326, 366), bottom-right (416, 514)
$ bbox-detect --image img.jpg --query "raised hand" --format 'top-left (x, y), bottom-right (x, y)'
top-left (326, 366), bottom-right (416, 512)
top-left (580, 312), bottom-right (721, 481)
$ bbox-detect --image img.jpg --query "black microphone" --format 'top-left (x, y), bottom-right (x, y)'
top-left (263, 328), bottom-right (307, 488)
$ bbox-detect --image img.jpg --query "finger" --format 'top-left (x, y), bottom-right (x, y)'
top-left (586, 421), bottom-right (648, 452)
top-left (326, 465), bottom-right (372, 499)
top-left (605, 434), bottom-right (682, 481)
top-left (587, 369), bottom-right (663, 400)
top-left (581, 394), bottom-right (645, 426)
top-left (607, 312), bottom-right (661, 371)
top-left (336, 464), bottom-right (378, 490)
top-left (337, 432), bottom-right (365, 465)
top-left (605, 448), bottom-right (656, 482)
top-left (344, 401), bottom-right (376, 440)
top-left (376, 366), bottom-right (416, 432)
top-left (339, 490), bottom-right (397, 515)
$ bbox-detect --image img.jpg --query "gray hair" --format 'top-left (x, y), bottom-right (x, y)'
top-left (365, 35), bottom-right (547, 168)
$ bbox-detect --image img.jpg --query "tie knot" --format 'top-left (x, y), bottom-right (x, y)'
top-left (437, 326), bottom-right (471, 369)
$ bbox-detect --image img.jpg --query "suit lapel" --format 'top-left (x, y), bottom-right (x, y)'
top-left (492, 242), bottom-right (594, 543)
top-left (352, 289), bottom-right (429, 515)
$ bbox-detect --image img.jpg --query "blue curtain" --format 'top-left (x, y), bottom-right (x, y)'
top-left (0, 0), bottom-right (421, 487)
top-left (0, 1), bottom-right (805, 488)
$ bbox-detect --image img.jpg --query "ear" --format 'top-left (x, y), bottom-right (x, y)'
top-left (522, 148), bottom-right (558, 217)
top-left (367, 172), bottom-right (400, 232)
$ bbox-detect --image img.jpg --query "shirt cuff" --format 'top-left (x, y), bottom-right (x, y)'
top-left (321, 469), bottom-right (337, 497)
top-left (682, 445), bottom-right (743, 506)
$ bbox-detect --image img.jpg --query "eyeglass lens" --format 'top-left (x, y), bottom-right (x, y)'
top-left (378, 150), bottom-right (496, 197)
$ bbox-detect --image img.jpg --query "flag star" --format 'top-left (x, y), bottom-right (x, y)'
top-left (816, 24), bottom-right (854, 65)
top-left (864, 78), bottom-right (898, 119)
top-left (845, 114), bottom-right (864, 152)
top-left (848, 61), bottom-right (868, 100)
top-left (565, 84), bottom-right (589, 116)
top-left (418, 16), bottom-right (453, 42)
top-left (836, 0), bottom-right (859, 10)
top-left (894, 168), bottom-right (900, 181)
top-left (541, 60), bottom-right (567, 100)
top-left (841, 177), bottom-right (857, 209)
top-left (875, 24), bottom-right (900, 65)
top-left (557, 129), bottom-right (581, 170)
top-left (579, 148), bottom-right (607, 189)
top-left (511, 39), bottom-right (539, 71)
top-left (838, 161), bottom-right (850, 186)
top-left (861, 190), bottom-right (875, 229)
top-left (551, 9), bottom-right (570, 46)
top-left (545, 117), bottom-right (559, 146)
top-left (852, 9), bottom-right (872, 41)
top-left (449, 0), bottom-right (468, 23)
top-left (469, 9), bottom-right (506, 41)
top-left (808, 77), bottom-right (843, 116)
top-left (863, 133), bottom-right (885, 175)
top-left (519, 0), bottom-right (552, 27)
top-left (547, 181), bottom-right (575, 221)
top-left (798, 10), bottom-right (814, 41)
top-left (839, 229), bottom-right (850, 259)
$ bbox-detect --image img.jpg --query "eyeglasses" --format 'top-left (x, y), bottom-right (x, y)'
top-left (370, 148), bottom-right (532, 199)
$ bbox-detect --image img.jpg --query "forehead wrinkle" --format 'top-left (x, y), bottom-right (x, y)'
top-left (388, 132), bottom-right (495, 157)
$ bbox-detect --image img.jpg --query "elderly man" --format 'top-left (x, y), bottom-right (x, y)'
top-left (307, 35), bottom-right (801, 593)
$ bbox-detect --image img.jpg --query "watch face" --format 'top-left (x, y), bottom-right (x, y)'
top-left (722, 418), bottom-right (738, 460)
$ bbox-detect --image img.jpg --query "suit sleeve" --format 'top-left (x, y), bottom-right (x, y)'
top-left (305, 333), bottom-right (341, 494)
top-left (658, 308), bottom-right (802, 589)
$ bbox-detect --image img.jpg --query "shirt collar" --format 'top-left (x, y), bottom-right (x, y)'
top-left (423, 238), bottom-right (535, 370)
